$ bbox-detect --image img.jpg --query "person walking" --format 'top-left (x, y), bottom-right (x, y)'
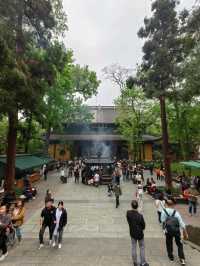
top-left (155, 168), bottom-right (160, 181)
top-left (136, 181), bottom-right (144, 212)
top-left (149, 164), bottom-right (154, 176)
top-left (127, 200), bottom-right (149, 266)
top-left (52, 201), bottom-right (67, 249)
top-left (155, 194), bottom-right (165, 224)
top-left (60, 167), bottom-right (67, 183)
top-left (42, 164), bottom-right (46, 180)
top-left (45, 189), bottom-right (54, 203)
top-left (74, 165), bottom-right (80, 184)
top-left (161, 199), bottom-right (188, 265)
top-left (160, 169), bottom-right (165, 182)
top-left (187, 185), bottom-right (198, 216)
top-left (113, 184), bottom-right (122, 208)
top-left (44, 166), bottom-right (48, 181)
top-left (39, 199), bottom-right (56, 249)
top-left (11, 199), bottom-right (25, 242)
top-left (0, 205), bottom-right (11, 261)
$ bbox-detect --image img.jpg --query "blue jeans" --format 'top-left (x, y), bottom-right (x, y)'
top-left (15, 226), bottom-right (22, 240)
top-left (189, 201), bottom-right (197, 215)
top-left (131, 238), bottom-right (146, 265)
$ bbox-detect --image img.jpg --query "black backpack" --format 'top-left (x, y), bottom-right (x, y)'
top-left (164, 209), bottom-right (180, 236)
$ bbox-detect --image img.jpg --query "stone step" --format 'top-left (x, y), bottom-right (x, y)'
top-left (5, 238), bottom-right (200, 266)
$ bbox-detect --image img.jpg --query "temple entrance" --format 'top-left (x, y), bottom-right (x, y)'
top-left (74, 140), bottom-right (127, 159)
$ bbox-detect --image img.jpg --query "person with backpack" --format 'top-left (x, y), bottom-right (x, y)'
top-left (127, 200), bottom-right (149, 266)
top-left (161, 199), bottom-right (188, 265)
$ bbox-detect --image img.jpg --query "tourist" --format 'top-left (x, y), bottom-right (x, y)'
top-left (60, 167), bottom-right (65, 179)
top-left (11, 199), bottom-right (25, 242)
top-left (187, 185), bottom-right (198, 216)
top-left (155, 168), bottom-right (160, 181)
top-left (39, 199), bottom-right (56, 248)
top-left (94, 171), bottom-right (100, 187)
top-left (0, 205), bottom-right (11, 261)
top-left (114, 164), bottom-right (121, 185)
top-left (136, 172), bottom-right (142, 184)
top-left (122, 160), bottom-right (128, 181)
top-left (149, 163), bottom-right (154, 176)
top-left (127, 200), bottom-right (149, 266)
top-left (161, 199), bottom-right (188, 265)
top-left (74, 164), bottom-right (80, 184)
top-left (107, 184), bottom-right (113, 197)
top-left (44, 166), bottom-right (48, 181)
top-left (60, 167), bottom-right (67, 183)
top-left (128, 163), bottom-right (133, 181)
top-left (155, 194), bottom-right (165, 224)
top-left (42, 164), bottom-right (47, 179)
top-left (113, 184), bottom-right (122, 208)
top-left (117, 162), bottom-right (123, 184)
top-left (52, 201), bottom-right (67, 249)
top-left (45, 189), bottom-right (54, 203)
top-left (145, 178), bottom-right (151, 194)
top-left (160, 169), bottom-right (165, 182)
top-left (136, 181), bottom-right (144, 212)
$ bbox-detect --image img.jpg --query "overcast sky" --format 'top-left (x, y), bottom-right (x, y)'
top-left (63, 0), bottom-right (195, 106)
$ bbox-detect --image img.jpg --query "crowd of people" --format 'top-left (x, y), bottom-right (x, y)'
top-left (0, 199), bottom-right (25, 261)
top-left (0, 158), bottom-right (199, 266)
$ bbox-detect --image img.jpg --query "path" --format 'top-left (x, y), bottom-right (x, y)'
top-left (2, 171), bottom-right (200, 266)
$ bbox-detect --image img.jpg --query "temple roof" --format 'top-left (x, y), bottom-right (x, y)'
top-left (89, 106), bottom-right (117, 123)
top-left (50, 133), bottom-right (160, 143)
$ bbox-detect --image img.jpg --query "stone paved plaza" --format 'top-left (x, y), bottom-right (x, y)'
top-left (2, 171), bottom-right (200, 266)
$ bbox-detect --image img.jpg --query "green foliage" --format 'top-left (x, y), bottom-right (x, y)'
top-left (138, 0), bottom-right (182, 96)
top-left (0, 118), bottom-right (8, 154)
top-left (41, 48), bottom-right (100, 141)
top-left (115, 85), bottom-right (160, 160)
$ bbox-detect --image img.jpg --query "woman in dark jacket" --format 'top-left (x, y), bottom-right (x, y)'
top-left (52, 201), bottom-right (67, 249)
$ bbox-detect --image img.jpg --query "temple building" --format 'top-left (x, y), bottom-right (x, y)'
top-left (48, 106), bottom-right (160, 161)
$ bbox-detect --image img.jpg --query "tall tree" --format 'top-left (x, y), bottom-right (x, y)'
top-left (0, 0), bottom-right (67, 192)
top-left (138, 0), bottom-right (184, 188)
top-left (115, 83), bottom-right (158, 161)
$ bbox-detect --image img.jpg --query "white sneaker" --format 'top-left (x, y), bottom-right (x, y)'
top-left (39, 244), bottom-right (44, 249)
top-left (0, 255), bottom-right (6, 261)
top-left (180, 259), bottom-right (186, 265)
top-left (4, 252), bottom-right (8, 257)
top-left (58, 244), bottom-right (62, 249)
top-left (49, 240), bottom-right (52, 246)
top-left (52, 242), bottom-right (56, 247)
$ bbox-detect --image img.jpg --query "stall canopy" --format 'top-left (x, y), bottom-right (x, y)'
top-left (180, 161), bottom-right (200, 169)
top-left (0, 154), bottom-right (54, 172)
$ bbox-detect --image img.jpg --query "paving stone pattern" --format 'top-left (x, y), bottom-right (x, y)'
top-left (2, 171), bottom-right (200, 266)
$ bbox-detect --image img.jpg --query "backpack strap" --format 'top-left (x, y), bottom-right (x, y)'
top-left (163, 209), bottom-right (169, 217)
top-left (172, 210), bottom-right (176, 217)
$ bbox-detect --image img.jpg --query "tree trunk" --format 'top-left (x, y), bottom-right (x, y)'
top-left (174, 100), bottom-right (186, 160)
top-left (24, 114), bottom-right (33, 153)
top-left (159, 96), bottom-right (172, 189)
top-left (4, 112), bottom-right (18, 192)
top-left (45, 125), bottom-right (51, 155)
top-left (182, 111), bottom-right (191, 160)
